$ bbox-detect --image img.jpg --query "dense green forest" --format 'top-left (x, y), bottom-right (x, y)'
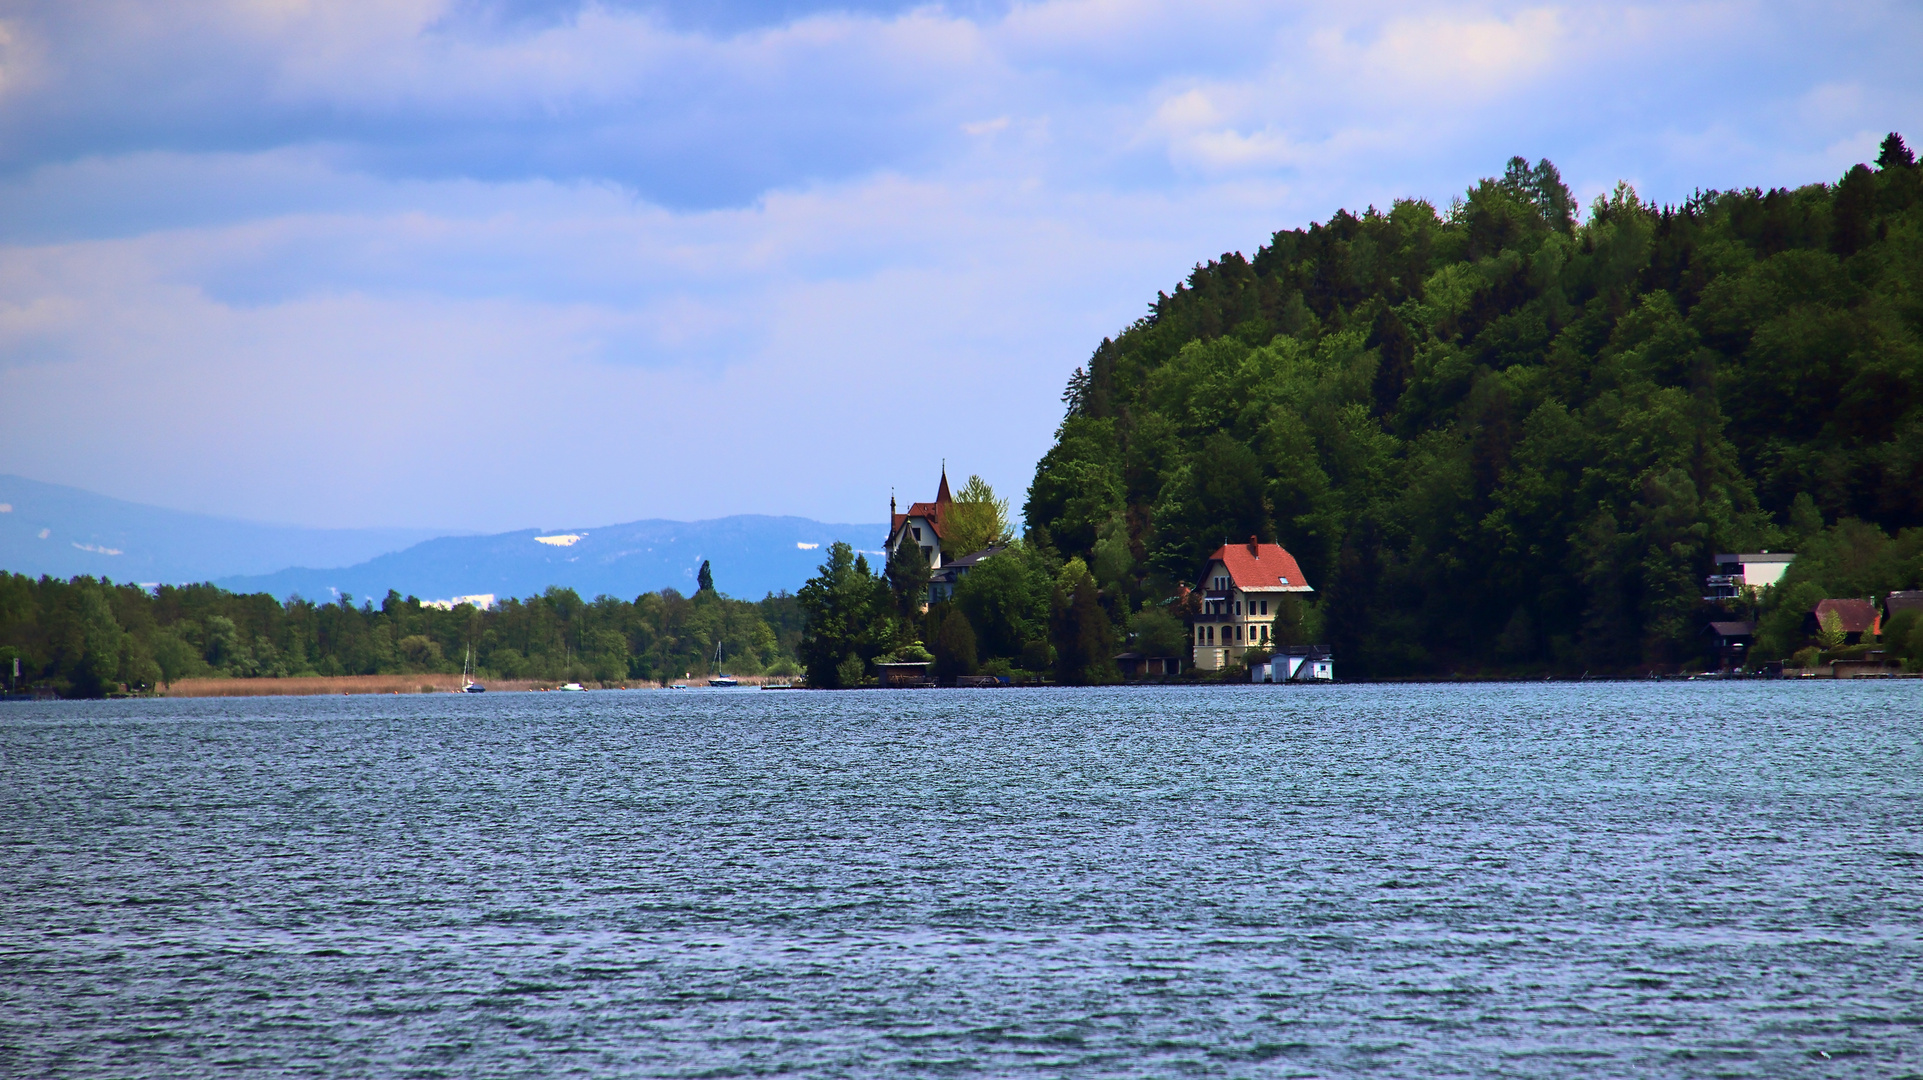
top-left (0, 568), bottom-right (802, 697)
top-left (1023, 134), bottom-right (1923, 676)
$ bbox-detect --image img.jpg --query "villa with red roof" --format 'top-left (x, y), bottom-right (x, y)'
top-left (889, 470), bottom-right (952, 570)
top-left (888, 469), bottom-right (1003, 606)
top-left (1191, 537), bottom-right (1315, 670)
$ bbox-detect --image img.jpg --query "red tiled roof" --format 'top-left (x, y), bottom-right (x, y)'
top-left (890, 472), bottom-right (954, 540)
top-left (1813, 598), bottom-right (1879, 635)
top-left (1200, 539), bottom-right (1311, 591)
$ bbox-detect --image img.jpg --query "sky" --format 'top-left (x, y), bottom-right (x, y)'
top-left (0, 0), bottom-right (1918, 533)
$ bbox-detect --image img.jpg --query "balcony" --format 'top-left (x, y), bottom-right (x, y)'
top-left (1704, 574), bottom-right (1745, 601)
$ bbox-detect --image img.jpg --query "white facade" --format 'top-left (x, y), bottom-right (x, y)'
top-left (892, 516), bottom-right (944, 569)
top-left (1251, 655), bottom-right (1334, 683)
top-left (1707, 552), bottom-right (1794, 599)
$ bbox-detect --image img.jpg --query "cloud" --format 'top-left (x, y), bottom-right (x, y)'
top-left (0, 0), bottom-right (1919, 531)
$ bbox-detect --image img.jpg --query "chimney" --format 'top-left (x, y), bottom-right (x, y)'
top-left (1248, 535), bottom-right (1259, 555)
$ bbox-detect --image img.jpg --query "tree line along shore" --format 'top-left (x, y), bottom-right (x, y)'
top-left (0, 568), bottom-right (807, 699)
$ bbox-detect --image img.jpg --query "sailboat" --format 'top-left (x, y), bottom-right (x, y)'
top-left (461, 646), bottom-right (486, 693)
top-left (708, 639), bottom-right (739, 687)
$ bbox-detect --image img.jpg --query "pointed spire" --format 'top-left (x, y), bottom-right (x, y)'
top-left (936, 463), bottom-right (952, 507)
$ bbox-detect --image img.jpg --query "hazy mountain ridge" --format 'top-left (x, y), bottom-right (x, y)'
top-left (0, 474), bottom-right (884, 603)
top-left (0, 474), bottom-right (447, 584)
top-left (215, 517), bottom-right (888, 602)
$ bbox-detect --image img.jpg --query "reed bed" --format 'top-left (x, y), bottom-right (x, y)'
top-left (159, 672), bottom-right (803, 697)
top-left (164, 675), bottom-right (546, 697)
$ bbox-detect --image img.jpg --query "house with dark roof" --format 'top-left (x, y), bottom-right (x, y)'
top-left (1190, 537), bottom-right (1319, 671)
top-left (929, 544), bottom-right (1006, 604)
top-left (1884, 590), bottom-right (1923, 624)
top-left (1704, 619), bottom-right (1755, 671)
top-left (1805, 598), bottom-right (1880, 645)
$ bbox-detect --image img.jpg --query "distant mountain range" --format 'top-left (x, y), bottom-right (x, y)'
top-left (0, 474), bottom-right (447, 584)
top-left (0, 474), bottom-right (884, 602)
top-left (215, 517), bottom-right (887, 603)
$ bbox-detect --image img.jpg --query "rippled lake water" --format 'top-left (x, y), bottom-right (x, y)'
top-left (1, 684), bottom-right (1919, 1078)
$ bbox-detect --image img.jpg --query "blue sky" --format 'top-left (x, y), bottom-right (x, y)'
top-left (0, 0), bottom-right (1917, 531)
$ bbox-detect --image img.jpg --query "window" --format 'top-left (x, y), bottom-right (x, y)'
top-left (1235, 626), bottom-right (1243, 641)
top-left (913, 527), bottom-right (922, 541)
top-left (1196, 626), bottom-right (1204, 644)
top-left (1260, 600), bottom-right (1268, 615)
top-left (1233, 601), bottom-right (1240, 615)
top-left (1260, 625), bottom-right (1269, 642)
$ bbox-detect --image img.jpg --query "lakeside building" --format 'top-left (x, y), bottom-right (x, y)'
top-left (1806, 598), bottom-right (1880, 645)
top-left (1705, 619), bottom-right (1756, 671)
top-left (888, 471), bottom-right (954, 576)
top-left (886, 469), bottom-right (1004, 608)
top-left (1189, 538), bottom-right (1318, 672)
top-left (1885, 590), bottom-right (1923, 623)
top-left (1251, 646), bottom-right (1334, 683)
top-left (929, 544), bottom-right (1006, 605)
top-left (1114, 652), bottom-right (1184, 678)
top-left (1704, 552), bottom-right (1794, 600)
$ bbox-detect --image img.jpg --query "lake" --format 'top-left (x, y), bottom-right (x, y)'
top-left (1, 684), bottom-right (1918, 1077)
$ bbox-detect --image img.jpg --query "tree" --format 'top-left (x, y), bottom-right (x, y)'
top-left (943, 474), bottom-right (1012, 558)
top-left (1878, 133), bottom-right (1915, 170)
top-left (930, 606), bottom-right (977, 680)
top-left (884, 535), bottom-right (930, 619)
top-left (1049, 557), bottom-right (1117, 685)
top-left (1816, 609), bottom-right (1847, 652)
top-left (697, 560), bottom-right (715, 594)
top-left (797, 542), bottom-right (886, 688)
top-left (1130, 606), bottom-right (1187, 657)
top-left (951, 543), bottom-right (1051, 661)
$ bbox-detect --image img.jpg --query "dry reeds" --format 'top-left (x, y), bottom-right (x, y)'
top-left (161, 674), bottom-right (546, 697)
top-left (157, 672), bottom-right (804, 697)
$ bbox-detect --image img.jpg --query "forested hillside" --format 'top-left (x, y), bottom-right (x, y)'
top-left (0, 571), bottom-right (801, 697)
top-left (1025, 135), bottom-right (1923, 675)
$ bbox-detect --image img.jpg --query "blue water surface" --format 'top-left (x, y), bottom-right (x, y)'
top-left (1, 683), bottom-right (1918, 1077)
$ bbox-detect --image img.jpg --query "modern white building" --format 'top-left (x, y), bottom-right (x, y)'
top-left (1705, 552), bottom-right (1794, 599)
